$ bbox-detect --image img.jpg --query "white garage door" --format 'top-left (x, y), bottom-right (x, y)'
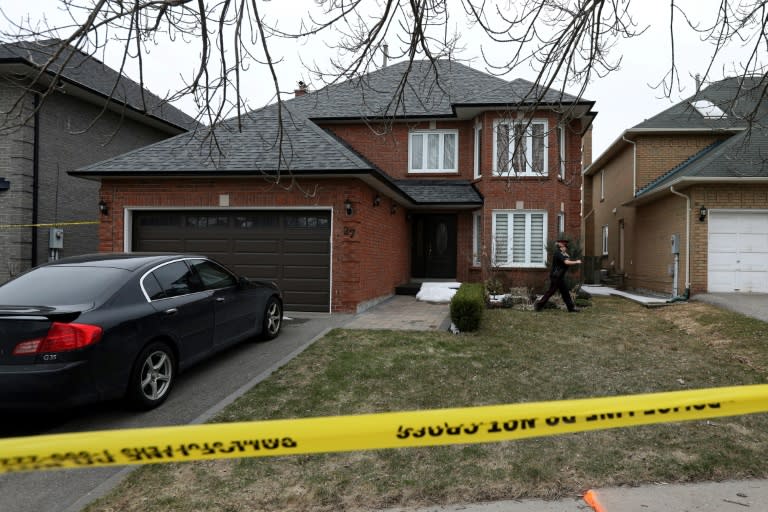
top-left (708, 211), bottom-right (768, 293)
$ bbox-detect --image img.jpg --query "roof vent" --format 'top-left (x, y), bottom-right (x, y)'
top-left (691, 100), bottom-right (725, 119)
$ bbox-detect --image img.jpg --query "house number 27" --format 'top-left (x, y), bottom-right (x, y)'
top-left (343, 226), bottom-right (356, 238)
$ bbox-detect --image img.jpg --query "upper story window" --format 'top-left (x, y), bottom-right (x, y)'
top-left (557, 125), bottom-right (566, 180)
top-left (493, 119), bottom-right (548, 177)
top-left (409, 130), bottom-right (458, 173)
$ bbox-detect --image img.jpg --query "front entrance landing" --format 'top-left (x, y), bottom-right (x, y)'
top-left (342, 295), bottom-right (451, 331)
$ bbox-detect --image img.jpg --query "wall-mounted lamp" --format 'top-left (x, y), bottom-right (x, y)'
top-left (98, 199), bottom-right (109, 216)
top-left (699, 205), bottom-right (707, 222)
top-left (0, 177), bottom-right (9, 191)
top-left (390, 202), bottom-right (398, 215)
top-left (344, 199), bottom-right (353, 216)
top-left (373, 193), bottom-right (381, 207)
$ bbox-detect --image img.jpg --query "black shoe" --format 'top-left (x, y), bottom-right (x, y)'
top-left (568, 308), bottom-right (580, 313)
top-left (533, 302), bottom-right (543, 312)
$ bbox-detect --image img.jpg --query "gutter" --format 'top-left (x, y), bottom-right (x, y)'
top-left (668, 186), bottom-right (691, 299)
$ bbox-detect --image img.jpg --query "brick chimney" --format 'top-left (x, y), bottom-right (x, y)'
top-left (294, 80), bottom-right (309, 97)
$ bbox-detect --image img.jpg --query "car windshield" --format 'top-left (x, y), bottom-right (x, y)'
top-left (0, 266), bottom-right (130, 306)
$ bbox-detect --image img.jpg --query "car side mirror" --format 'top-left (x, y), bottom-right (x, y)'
top-left (238, 276), bottom-right (251, 288)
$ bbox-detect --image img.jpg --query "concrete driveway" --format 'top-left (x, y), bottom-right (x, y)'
top-left (693, 293), bottom-right (768, 323)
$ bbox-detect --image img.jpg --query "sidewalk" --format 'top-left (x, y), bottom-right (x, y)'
top-left (381, 479), bottom-right (768, 511)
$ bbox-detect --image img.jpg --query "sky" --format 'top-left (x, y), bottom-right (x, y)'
top-left (1, 0), bottom-right (762, 158)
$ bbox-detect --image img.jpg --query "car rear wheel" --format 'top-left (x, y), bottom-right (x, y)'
top-left (127, 342), bottom-right (175, 410)
top-left (261, 297), bottom-right (282, 340)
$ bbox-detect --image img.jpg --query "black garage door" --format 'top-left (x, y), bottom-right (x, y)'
top-left (132, 210), bottom-right (331, 312)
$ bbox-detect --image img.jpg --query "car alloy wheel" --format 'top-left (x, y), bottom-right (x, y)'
top-left (261, 297), bottom-right (282, 340)
top-left (128, 342), bottom-right (175, 409)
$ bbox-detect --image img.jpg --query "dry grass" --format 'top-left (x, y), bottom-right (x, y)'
top-left (85, 297), bottom-right (768, 512)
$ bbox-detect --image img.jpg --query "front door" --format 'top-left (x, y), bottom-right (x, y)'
top-left (411, 214), bottom-right (457, 278)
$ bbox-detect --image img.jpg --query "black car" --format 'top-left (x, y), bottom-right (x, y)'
top-left (0, 253), bottom-right (283, 410)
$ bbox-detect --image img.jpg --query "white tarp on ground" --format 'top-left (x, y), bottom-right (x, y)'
top-left (416, 282), bottom-right (461, 303)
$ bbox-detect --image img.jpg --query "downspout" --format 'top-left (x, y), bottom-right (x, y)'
top-left (31, 93), bottom-right (40, 267)
top-left (668, 186), bottom-right (690, 301)
top-left (622, 135), bottom-right (637, 194)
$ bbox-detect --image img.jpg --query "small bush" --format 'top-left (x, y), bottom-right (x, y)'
top-left (450, 282), bottom-right (485, 332)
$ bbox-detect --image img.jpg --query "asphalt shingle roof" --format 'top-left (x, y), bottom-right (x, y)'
top-left (0, 39), bottom-right (196, 131)
top-left (633, 76), bottom-right (768, 131)
top-left (72, 58), bottom-right (592, 205)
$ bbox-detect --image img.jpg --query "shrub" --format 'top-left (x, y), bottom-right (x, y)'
top-left (450, 282), bottom-right (485, 332)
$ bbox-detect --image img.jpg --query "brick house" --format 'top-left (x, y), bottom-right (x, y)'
top-left (582, 76), bottom-right (768, 297)
top-left (0, 40), bottom-right (195, 282)
top-left (72, 59), bottom-right (596, 312)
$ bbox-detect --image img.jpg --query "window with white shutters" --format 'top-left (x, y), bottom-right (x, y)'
top-left (492, 211), bottom-right (548, 267)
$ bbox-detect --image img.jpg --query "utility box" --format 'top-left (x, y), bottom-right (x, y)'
top-left (49, 228), bottom-right (64, 249)
top-left (671, 233), bottom-right (680, 254)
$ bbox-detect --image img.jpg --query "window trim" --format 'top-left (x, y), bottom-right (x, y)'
top-left (558, 125), bottom-right (566, 180)
top-left (492, 210), bottom-right (548, 268)
top-left (472, 211), bottom-right (482, 266)
top-left (601, 225), bottom-right (609, 256)
top-left (408, 129), bottom-right (459, 174)
top-left (492, 118), bottom-right (549, 177)
top-left (600, 170), bottom-right (605, 201)
top-left (473, 123), bottom-right (483, 179)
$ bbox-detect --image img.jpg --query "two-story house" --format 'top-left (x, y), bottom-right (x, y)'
top-left (0, 40), bottom-right (196, 282)
top-left (582, 76), bottom-right (768, 298)
top-left (72, 59), bottom-right (596, 312)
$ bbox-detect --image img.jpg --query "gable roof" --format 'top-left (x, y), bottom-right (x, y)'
top-left (72, 58), bottom-right (594, 205)
top-left (630, 124), bottom-right (768, 204)
top-left (0, 39), bottom-right (196, 132)
top-left (586, 75), bottom-right (768, 177)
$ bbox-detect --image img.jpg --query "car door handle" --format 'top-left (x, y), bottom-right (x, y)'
top-left (164, 308), bottom-right (178, 315)
top-left (215, 297), bottom-right (226, 302)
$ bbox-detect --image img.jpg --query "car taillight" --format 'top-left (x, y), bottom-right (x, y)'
top-left (12, 322), bottom-right (103, 355)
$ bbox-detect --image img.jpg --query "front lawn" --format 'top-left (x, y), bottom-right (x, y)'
top-left (86, 297), bottom-right (768, 511)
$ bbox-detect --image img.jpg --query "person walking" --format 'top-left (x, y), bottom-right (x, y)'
top-left (534, 239), bottom-right (582, 312)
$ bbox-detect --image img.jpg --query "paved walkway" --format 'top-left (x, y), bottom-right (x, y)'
top-left (343, 295), bottom-right (451, 331)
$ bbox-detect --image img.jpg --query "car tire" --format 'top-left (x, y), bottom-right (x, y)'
top-left (127, 342), bottom-right (175, 410)
top-left (261, 296), bottom-right (283, 340)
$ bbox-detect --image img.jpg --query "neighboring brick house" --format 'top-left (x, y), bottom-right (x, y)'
top-left (73, 59), bottom-right (596, 313)
top-left (582, 76), bottom-right (768, 297)
top-left (0, 40), bottom-right (195, 282)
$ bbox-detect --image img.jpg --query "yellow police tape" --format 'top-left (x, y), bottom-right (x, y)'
top-left (1, 384), bottom-right (767, 474)
top-left (0, 221), bottom-right (99, 229)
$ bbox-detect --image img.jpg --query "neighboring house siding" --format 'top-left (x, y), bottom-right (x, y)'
top-left (634, 134), bottom-right (724, 192)
top-left (99, 177), bottom-right (411, 313)
top-left (633, 195), bottom-right (688, 295)
top-left (35, 93), bottom-right (171, 265)
top-left (0, 85), bottom-right (35, 281)
top-left (586, 146), bottom-right (635, 272)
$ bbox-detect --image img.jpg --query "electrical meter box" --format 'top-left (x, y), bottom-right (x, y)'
top-left (671, 233), bottom-right (680, 254)
top-left (49, 228), bottom-right (64, 249)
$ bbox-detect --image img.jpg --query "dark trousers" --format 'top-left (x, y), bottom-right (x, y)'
top-left (536, 276), bottom-right (576, 311)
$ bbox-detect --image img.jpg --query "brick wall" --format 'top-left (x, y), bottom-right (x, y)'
top-left (0, 85), bottom-right (184, 283)
top-left (635, 134), bottom-right (725, 192)
top-left (100, 177), bottom-right (410, 312)
top-left (0, 84), bottom-right (35, 281)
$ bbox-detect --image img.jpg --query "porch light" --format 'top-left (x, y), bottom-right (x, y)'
top-left (344, 199), bottom-right (353, 216)
top-left (390, 203), bottom-right (398, 215)
top-left (699, 205), bottom-right (707, 222)
top-left (373, 193), bottom-right (381, 207)
top-left (98, 199), bottom-right (109, 216)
